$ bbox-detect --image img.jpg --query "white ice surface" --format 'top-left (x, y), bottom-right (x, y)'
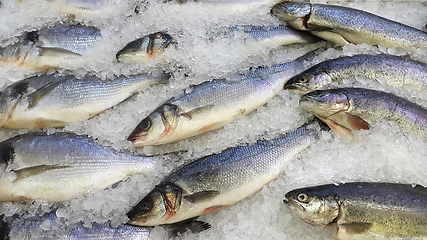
top-left (0, 0), bottom-right (427, 239)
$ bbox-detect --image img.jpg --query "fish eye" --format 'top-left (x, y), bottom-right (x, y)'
top-left (138, 200), bottom-right (153, 212)
top-left (138, 119), bottom-right (151, 131)
top-left (300, 76), bottom-right (310, 83)
top-left (297, 193), bottom-right (309, 203)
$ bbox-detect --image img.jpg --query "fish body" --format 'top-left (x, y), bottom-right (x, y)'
top-left (0, 24), bottom-right (101, 69)
top-left (116, 32), bottom-right (174, 63)
top-left (47, 0), bottom-right (121, 14)
top-left (127, 51), bottom-right (314, 147)
top-left (0, 73), bottom-right (167, 128)
top-left (166, 0), bottom-right (280, 13)
top-left (271, 3), bottom-right (427, 51)
top-left (284, 182), bottom-right (427, 239)
top-left (300, 88), bottom-right (427, 139)
top-left (285, 54), bottom-right (427, 94)
top-left (127, 122), bottom-right (321, 226)
top-left (0, 132), bottom-right (156, 201)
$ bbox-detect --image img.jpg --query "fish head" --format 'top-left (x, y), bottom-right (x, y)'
top-left (0, 81), bottom-right (28, 127)
top-left (127, 183), bottom-right (183, 226)
top-left (271, 3), bottom-right (311, 30)
top-left (299, 90), bottom-right (349, 118)
top-left (128, 104), bottom-right (180, 147)
top-left (284, 70), bottom-right (332, 95)
top-left (116, 32), bottom-right (174, 63)
top-left (284, 188), bottom-right (339, 226)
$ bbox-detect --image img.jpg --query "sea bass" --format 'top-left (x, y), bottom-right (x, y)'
top-left (0, 73), bottom-right (168, 128)
top-left (284, 182), bottom-right (427, 239)
top-left (271, 3), bottom-right (427, 51)
top-left (127, 50), bottom-right (317, 147)
top-left (284, 54), bottom-right (427, 94)
top-left (299, 88), bottom-right (427, 139)
top-left (116, 32), bottom-right (174, 63)
top-left (0, 132), bottom-right (156, 202)
top-left (127, 121), bottom-right (323, 226)
top-left (1, 212), bottom-right (210, 240)
top-left (0, 24), bottom-right (101, 70)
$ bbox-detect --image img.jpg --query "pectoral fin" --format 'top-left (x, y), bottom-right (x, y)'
top-left (181, 105), bottom-right (215, 120)
top-left (183, 191), bottom-right (220, 203)
top-left (12, 164), bottom-right (70, 182)
top-left (338, 222), bottom-right (372, 234)
top-left (343, 113), bottom-right (370, 130)
top-left (318, 116), bottom-right (353, 138)
top-left (26, 81), bottom-right (63, 108)
top-left (38, 47), bottom-right (82, 57)
top-left (202, 205), bottom-right (229, 214)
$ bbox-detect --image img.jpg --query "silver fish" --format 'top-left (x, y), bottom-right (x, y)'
top-left (116, 32), bottom-right (174, 63)
top-left (163, 0), bottom-right (281, 13)
top-left (300, 88), bottom-right (427, 139)
top-left (285, 182), bottom-right (427, 239)
top-left (127, 121), bottom-right (323, 226)
top-left (284, 54), bottom-right (427, 94)
top-left (0, 73), bottom-right (168, 128)
top-left (0, 24), bottom-right (101, 70)
top-left (1, 212), bottom-right (210, 239)
top-left (127, 50), bottom-right (318, 147)
top-left (0, 132), bottom-right (156, 202)
top-left (46, 0), bottom-right (121, 14)
top-left (271, 3), bottom-right (427, 51)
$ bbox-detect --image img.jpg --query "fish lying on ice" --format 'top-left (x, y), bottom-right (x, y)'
top-left (45, 0), bottom-right (122, 15)
top-left (159, 0), bottom-right (281, 13)
top-left (284, 54), bottom-right (427, 94)
top-left (127, 50), bottom-right (319, 147)
top-left (1, 211), bottom-right (210, 240)
top-left (284, 182), bottom-right (427, 239)
top-left (127, 121), bottom-right (324, 226)
top-left (0, 72), bottom-right (168, 128)
top-left (0, 23), bottom-right (101, 70)
top-left (0, 132), bottom-right (157, 202)
top-left (116, 32), bottom-right (174, 63)
top-left (299, 88), bottom-right (427, 139)
top-left (271, 3), bottom-right (427, 51)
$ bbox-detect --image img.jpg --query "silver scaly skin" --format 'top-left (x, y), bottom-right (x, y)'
top-left (0, 24), bottom-right (101, 70)
top-left (0, 132), bottom-right (156, 202)
top-left (127, 50), bottom-right (320, 147)
top-left (127, 121), bottom-right (323, 226)
top-left (285, 54), bottom-right (427, 94)
top-left (285, 182), bottom-right (427, 239)
top-left (0, 73), bottom-right (168, 128)
top-left (300, 88), bottom-right (427, 139)
top-left (271, 3), bottom-right (427, 51)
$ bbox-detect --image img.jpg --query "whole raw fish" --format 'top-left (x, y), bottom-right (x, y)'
top-left (1, 211), bottom-right (210, 239)
top-left (284, 182), bottom-right (427, 239)
top-left (0, 73), bottom-right (168, 128)
top-left (300, 88), bottom-right (427, 139)
top-left (162, 0), bottom-right (281, 13)
top-left (116, 32), bottom-right (174, 63)
top-left (284, 54), bottom-right (427, 94)
top-left (271, 3), bottom-right (427, 51)
top-left (0, 132), bottom-right (156, 202)
top-left (46, 0), bottom-right (121, 14)
top-left (0, 24), bottom-right (101, 70)
top-left (127, 50), bottom-right (318, 147)
top-left (127, 121), bottom-right (323, 226)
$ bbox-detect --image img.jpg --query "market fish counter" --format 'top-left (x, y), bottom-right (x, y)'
top-left (1, 1), bottom-right (427, 240)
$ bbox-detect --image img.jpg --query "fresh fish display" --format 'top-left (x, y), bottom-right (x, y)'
top-left (127, 50), bottom-right (316, 147)
top-left (284, 182), bottom-right (427, 239)
top-left (0, 73), bottom-right (168, 128)
top-left (300, 88), bottom-right (427, 139)
top-left (0, 132), bottom-right (156, 202)
top-left (162, 0), bottom-right (281, 13)
top-left (285, 54), bottom-right (427, 94)
top-left (271, 3), bottom-right (427, 51)
top-left (127, 121), bottom-right (323, 226)
top-left (1, 212), bottom-right (210, 240)
top-left (0, 24), bottom-right (101, 69)
top-left (116, 32), bottom-right (174, 63)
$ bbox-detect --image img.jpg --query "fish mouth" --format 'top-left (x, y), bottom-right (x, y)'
top-left (285, 199), bottom-right (305, 212)
top-left (127, 218), bottom-right (148, 226)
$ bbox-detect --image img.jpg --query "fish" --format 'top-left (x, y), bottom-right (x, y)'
top-left (0, 132), bottom-right (156, 202)
top-left (127, 121), bottom-right (324, 226)
top-left (284, 54), bottom-right (427, 94)
top-left (45, 0), bottom-right (121, 15)
top-left (127, 50), bottom-right (318, 147)
top-left (162, 0), bottom-right (281, 13)
top-left (0, 72), bottom-right (169, 128)
top-left (284, 182), bottom-right (427, 239)
top-left (270, 3), bottom-right (427, 51)
top-left (0, 23), bottom-right (101, 70)
top-left (116, 32), bottom-right (174, 63)
top-left (299, 88), bottom-right (427, 139)
top-left (1, 211), bottom-right (210, 240)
